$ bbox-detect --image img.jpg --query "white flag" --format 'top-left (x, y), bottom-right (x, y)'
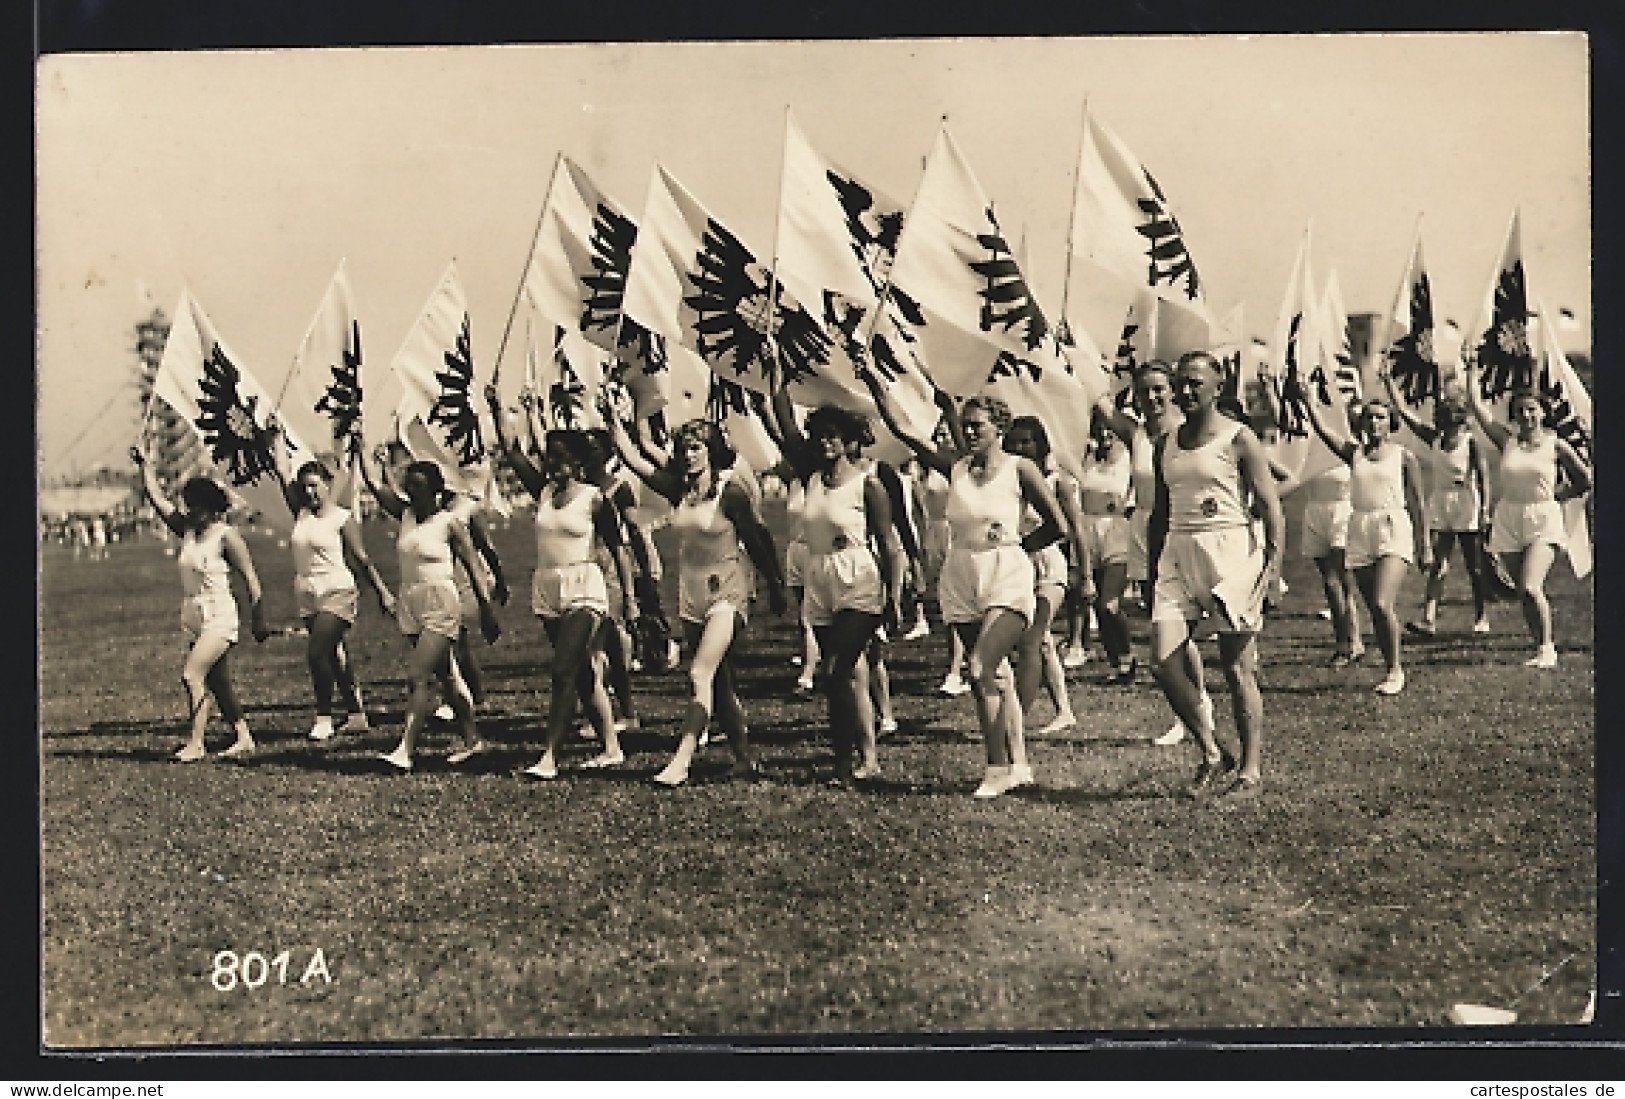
top-left (1533, 296), bottom-right (1593, 578)
top-left (280, 260), bottom-right (364, 465)
top-left (1267, 227), bottom-right (1345, 483)
top-left (151, 286), bottom-right (312, 524)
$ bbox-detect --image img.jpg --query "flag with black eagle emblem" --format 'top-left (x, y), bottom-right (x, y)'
top-left (1463, 209), bottom-right (1535, 402)
top-left (1532, 296), bottom-right (1593, 577)
top-left (1062, 110), bottom-right (1211, 366)
top-left (150, 286), bottom-right (313, 525)
top-left (1269, 227), bottom-right (1348, 483)
top-left (886, 124), bottom-right (1110, 482)
top-left (277, 262), bottom-right (366, 509)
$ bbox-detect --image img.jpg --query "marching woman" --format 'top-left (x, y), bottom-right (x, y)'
top-left (132, 448), bottom-right (270, 761)
top-left (605, 411), bottom-right (786, 787)
top-left (1292, 373), bottom-right (1432, 696)
top-left (1147, 352), bottom-right (1284, 798)
top-left (1383, 373), bottom-right (1495, 638)
top-left (774, 397), bottom-right (906, 785)
top-left (1094, 363), bottom-right (1214, 746)
top-left (359, 450), bottom-right (501, 770)
top-left (1462, 363), bottom-right (1591, 668)
top-left (1071, 411), bottom-right (1138, 683)
top-left (264, 422), bottom-right (396, 741)
top-left (757, 404), bottom-right (820, 697)
top-left (1001, 415), bottom-right (1081, 736)
top-left (865, 374), bottom-right (1067, 799)
top-left (486, 385), bottom-right (630, 777)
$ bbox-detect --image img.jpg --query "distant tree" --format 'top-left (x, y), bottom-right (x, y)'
top-left (131, 306), bottom-right (204, 492)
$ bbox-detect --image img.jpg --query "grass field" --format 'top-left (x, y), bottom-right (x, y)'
top-left (38, 500), bottom-right (1596, 1046)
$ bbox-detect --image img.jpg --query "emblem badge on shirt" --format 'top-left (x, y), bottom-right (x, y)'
top-left (832, 534), bottom-right (849, 551)
top-left (1199, 496), bottom-right (1220, 519)
top-left (986, 521), bottom-right (1005, 545)
top-left (707, 573), bottom-right (721, 594)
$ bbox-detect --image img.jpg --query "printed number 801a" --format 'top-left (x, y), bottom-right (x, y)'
top-left (210, 949), bottom-right (331, 991)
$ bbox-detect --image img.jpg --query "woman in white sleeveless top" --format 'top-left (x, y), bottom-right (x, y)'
top-left (488, 392), bottom-right (633, 778)
top-left (1464, 367), bottom-right (1591, 668)
top-left (1094, 362), bottom-right (1215, 747)
top-left (865, 375), bottom-right (1068, 800)
top-left (132, 449), bottom-right (270, 761)
top-left (360, 455), bottom-right (501, 771)
top-left (264, 424), bottom-right (396, 742)
top-left (776, 402), bottom-right (905, 785)
top-left (1298, 385), bottom-right (1432, 697)
top-left (608, 416), bottom-right (786, 787)
top-left (1148, 353), bottom-right (1285, 799)
top-left (1385, 376), bottom-right (1495, 638)
top-left (1001, 416), bottom-right (1081, 737)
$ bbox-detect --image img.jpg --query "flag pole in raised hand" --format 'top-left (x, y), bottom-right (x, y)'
top-left (1057, 93), bottom-right (1089, 330)
top-left (859, 116), bottom-right (944, 354)
top-left (492, 151), bottom-right (564, 390)
top-left (761, 104), bottom-right (793, 391)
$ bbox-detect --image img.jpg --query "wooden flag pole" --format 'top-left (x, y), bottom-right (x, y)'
top-left (1057, 94), bottom-right (1089, 330)
top-left (491, 151), bottom-right (564, 389)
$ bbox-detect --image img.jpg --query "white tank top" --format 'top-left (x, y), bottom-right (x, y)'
top-left (534, 482), bottom-right (600, 567)
top-left (1163, 420), bottom-right (1250, 532)
top-left (1080, 447), bottom-right (1132, 514)
top-left (1129, 425), bottom-right (1159, 511)
top-left (1350, 445), bottom-right (1407, 513)
top-left (397, 508), bottom-right (458, 587)
top-left (802, 470), bottom-right (869, 555)
top-left (1305, 464), bottom-right (1352, 504)
top-left (1498, 434), bottom-right (1558, 504)
top-left (178, 524), bottom-right (233, 601)
top-left (920, 468), bottom-right (952, 521)
top-left (290, 507), bottom-right (353, 583)
top-left (670, 468), bottom-right (743, 569)
top-left (1430, 433), bottom-right (1474, 493)
top-left (946, 454), bottom-right (1024, 548)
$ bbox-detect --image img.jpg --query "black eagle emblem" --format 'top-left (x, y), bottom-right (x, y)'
top-left (1387, 272), bottom-right (1441, 408)
top-left (986, 351), bottom-right (1042, 386)
top-left (194, 342), bottom-right (277, 486)
top-left (428, 313), bottom-right (484, 465)
top-left (683, 218), bottom-right (832, 387)
top-left (705, 374), bottom-right (754, 424)
top-left (615, 318), bottom-right (670, 379)
top-left (1137, 170), bottom-right (1202, 302)
top-left (1472, 261), bottom-right (1534, 401)
top-left (1537, 362), bottom-right (1592, 468)
top-left (581, 202), bottom-right (637, 340)
top-left (970, 208), bottom-right (1049, 352)
top-left (1113, 319), bottom-right (1142, 378)
top-left (826, 169), bottom-right (905, 295)
top-left (314, 319), bottom-right (364, 457)
top-left (1272, 313), bottom-right (1312, 440)
top-left (548, 330), bottom-right (590, 430)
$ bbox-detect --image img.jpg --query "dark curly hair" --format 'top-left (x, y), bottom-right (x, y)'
top-left (180, 477), bottom-right (230, 517)
top-left (804, 405), bottom-right (870, 448)
top-left (1005, 415), bottom-right (1051, 461)
top-left (295, 459), bottom-right (334, 484)
top-left (402, 460), bottom-right (449, 505)
top-left (1506, 387), bottom-right (1550, 424)
top-left (543, 429), bottom-right (595, 472)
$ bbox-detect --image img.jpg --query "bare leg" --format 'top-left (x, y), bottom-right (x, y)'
top-left (531, 609), bottom-right (603, 774)
top-left (177, 632), bottom-right (234, 760)
top-left (1514, 543), bottom-right (1559, 654)
top-left (1217, 631), bottom-right (1263, 785)
top-left (654, 613), bottom-right (739, 786)
top-left (384, 631), bottom-right (457, 766)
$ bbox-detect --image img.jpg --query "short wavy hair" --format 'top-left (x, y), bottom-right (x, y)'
top-left (669, 419), bottom-right (737, 474)
top-left (960, 395), bottom-right (1012, 435)
top-left (805, 405), bottom-right (871, 448)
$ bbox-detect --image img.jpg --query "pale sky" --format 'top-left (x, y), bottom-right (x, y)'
top-left (36, 33), bottom-right (1589, 478)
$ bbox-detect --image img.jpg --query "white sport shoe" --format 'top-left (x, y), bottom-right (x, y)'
top-left (433, 704), bottom-right (455, 722)
top-left (1062, 648), bottom-right (1090, 669)
top-left (879, 717), bottom-right (898, 736)
top-left (1317, 607), bottom-right (1333, 621)
top-left (939, 673), bottom-right (972, 697)
top-left (972, 765), bottom-right (1015, 799)
top-left (309, 717), bottom-right (336, 742)
top-left (903, 618), bottom-right (930, 641)
top-left (1473, 618), bottom-right (1492, 635)
top-left (1374, 668), bottom-right (1406, 696)
top-left (1008, 763), bottom-right (1035, 788)
top-left (379, 746), bottom-right (413, 772)
top-left (1152, 722), bottom-right (1187, 747)
top-left (341, 712), bottom-right (370, 733)
top-left (1524, 646), bottom-right (1558, 669)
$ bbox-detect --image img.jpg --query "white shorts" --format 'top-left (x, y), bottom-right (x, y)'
top-left (1300, 499), bottom-right (1353, 560)
top-left (1346, 509), bottom-right (1414, 569)
top-left (678, 558), bottom-right (753, 625)
top-left (803, 545), bottom-right (885, 627)
top-left (1152, 526), bottom-right (1264, 633)
top-left (398, 579), bottom-right (463, 640)
top-left (532, 561), bottom-right (609, 620)
top-left (1127, 510), bottom-right (1151, 582)
top-left (1080, 514), bottom-right (1131, 570)
top-left (1429, 485), bottom-right (1482, 533)
top-left (1488, 500), bottom-right (1566, 553)
top-left (938, 545), bottom-right (1035, 626)
top-left (784, 539), bottom-right (810, 589)
top-left (295, 572), bottom-right (359, 624)
top-left (1031, 542), bottom-right (1070, 593)
top-left (181, 594), bottom-right (239, 644)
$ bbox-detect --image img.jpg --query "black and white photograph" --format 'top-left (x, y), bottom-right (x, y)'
top-left (35, 30), bottom-right (1600, 1050)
